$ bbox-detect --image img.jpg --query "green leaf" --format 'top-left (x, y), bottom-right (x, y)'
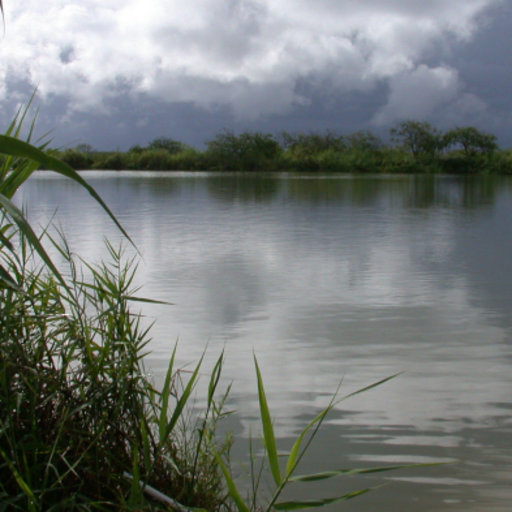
top-left (159, 343), bottom-right (178, 442)
top-left (0, 446), bottom-right (37, 512)
top-left (289, 462), bottom-right (447, 482)
top-left (0, 135), bottom-right (135, 248)
top-left (340, 373), bottom-right (401, 402)
top-left (0, 263), bottom-right (18, 289)
top-left (163, 352), bottom-right (204, 443)
top-left (125, 295), bottom-right (172, 305)
top-left (212, 449), bottom-right (250, 512)
top-left (0, 156), bottom-right (40, 198)
top-left (140, 419), bottom-right (151, 474)
top-left (128, 445), bottom-right (141, 505)
top-left (208, 350), bottom-right (224, 407)
top-left (274, 488), bottom-right (371, 510)
top-left (0, 226), bottom-right (14, 250)
top-left (254, 354), bottom-right (281, 486)
top-left (285, 406), bottom-right (330, 478)
top-left (0, 192), bottom-right (67, 289)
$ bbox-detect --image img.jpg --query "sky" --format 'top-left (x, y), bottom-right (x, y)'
top-left (1, 0), bottom-right (511, 150)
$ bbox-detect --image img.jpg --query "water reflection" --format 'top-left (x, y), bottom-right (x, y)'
top-left (18, 171), bottom-right (512, 511)
top-left (206, 173), bottom-right (282, 203)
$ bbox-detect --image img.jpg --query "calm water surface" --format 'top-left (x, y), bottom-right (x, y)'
top-left (19, 172), bottom-right (512, 511)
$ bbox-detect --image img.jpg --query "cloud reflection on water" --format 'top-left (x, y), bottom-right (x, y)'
top-left (18, 173), bottom-right (512, 436)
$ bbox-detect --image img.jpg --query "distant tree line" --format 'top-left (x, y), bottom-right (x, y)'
top-left (54, 120), bottom-right (512, 174)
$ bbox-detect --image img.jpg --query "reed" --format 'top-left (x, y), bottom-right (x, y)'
top-left (0, 111), bottom-right (438, 510)
top-left (0, 224), bottom-right (232, 510)
top-left (0, 109), bottom-right (229, 510)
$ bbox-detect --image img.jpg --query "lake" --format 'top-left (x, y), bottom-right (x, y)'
top-left (19, 171), bottom-right (512, 511)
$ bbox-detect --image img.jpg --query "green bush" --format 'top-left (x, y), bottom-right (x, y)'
top-left (316, 148), bottom-right (348, 172)
top-left (136, 148), bottom-right (174, 170)
top-left (206, 131), bottom-right (282, 171)
top-left (168, 148), bottom-right (206, 170)
top-left (93, 152), bottom-right (129, 170)
top-left (60, 149), bottom-right (94, 169)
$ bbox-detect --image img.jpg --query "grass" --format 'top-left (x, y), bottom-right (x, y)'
top-left (0, 223), bottom-right (233, 510)
top-left (0, 109), bottom-right (439, 510)
top-left (0, 107), bottom-right (230, 510)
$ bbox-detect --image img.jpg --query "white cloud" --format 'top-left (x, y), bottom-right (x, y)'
top-left (0, 0), bottom-right (500, 121)
top-left (372, 65), bottom-right (461, 124)
top-left (372, 64), bottom-right (492, 127)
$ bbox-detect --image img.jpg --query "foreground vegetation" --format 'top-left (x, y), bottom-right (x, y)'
top-left (0, 112), bottom-right (436, 510)
top-left (56, 122), bottom-right (512, 174)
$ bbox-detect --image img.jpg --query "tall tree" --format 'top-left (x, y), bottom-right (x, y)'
top-left (147, 137), bottom-right (186, 154)
top-left (281, 131), bottom-right (345, 155)
top-left (206, 131), bottom-right (281, 171)
top-left (390, 120), bottom-right (443, 159)
top-left (443, 126), bottom-right (497, 157)
top-left (346, 131), bottom-right (382, 151)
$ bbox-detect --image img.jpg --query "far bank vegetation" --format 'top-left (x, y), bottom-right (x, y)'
top-left (56, 121), bottom-right (512, 174)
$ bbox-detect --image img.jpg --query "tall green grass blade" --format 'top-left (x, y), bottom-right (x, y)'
top-left (0, 446), bottom-right (37, 512)
top-left (4, 105), bottom-right (21, 138)
top-left (212, 450), bottom-right (250, 512)
top-left (254, 355), bottom-right (281, 487)
top-left (285, 375), bottom-right (401, 480)
top-left (12, 90), bottom-right (37, 140)
top-left (285, 407), bottom-right (331, 478)
top-left (162, 352), bottom-right (205, 444)
top-left (0, 93), bottom-right (41, 184)
top-left (140, 417), bottom-right (151, 474)
top-left (274, 488), bottom-right (372, 510)
top-left (1, 159), bottom-right (40, 198)
top-left (0, 225), bottom-right (13, 249)
top-left (189, 351), bottom-right (226, 488)
top-left (0, 193), bottom-right (66, 288)
top-left (25, 104), bottom-right (41, 145)
top-left (279, 383), bottom-right (346, 498)
top-left (0, 263), bottom-right (17, 288)
top-left (125, 294), bottom-right (171, 305)
top-left (0, 134), bottom-right (135, 247)
top-left (208, 350), bottom-right (224, 406)
top-left (128, 444), bottom-right (141, 506)
top-left (340, 373), bottom-right (401, 402)
top-left (289, 462), bottom-right (449, 482)
top-left (159, 343), bottom-right (178, 442)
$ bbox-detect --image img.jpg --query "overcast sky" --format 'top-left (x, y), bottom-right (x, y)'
top-left (1, 0), bottom-right (511, 149)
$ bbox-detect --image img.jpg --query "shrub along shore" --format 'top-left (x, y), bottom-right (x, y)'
top-left (56, 121), bottom-right (512, 174)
